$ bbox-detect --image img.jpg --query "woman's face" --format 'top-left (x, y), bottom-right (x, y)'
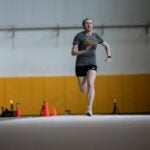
top-left (83, 19), bottom-right (93, 31)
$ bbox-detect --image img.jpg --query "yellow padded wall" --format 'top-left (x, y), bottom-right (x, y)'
top-left (17, 78), bottom-right (32, 115)
top-left (0, 74), bottom-right (150, 115)
top-left (0, 78), bottom-right (5, 107)
top-left (43, 77), bottom-right (65, 114)
top-left (134, 74), bottom-right (150, 112)
top-left (5, 78), bottom-right (20, 108)
top-left (94, 76), bottom-right (112, 113)
top-left (109, 75), bottom-right (123, 112)
top-left (122, 74), bottom-right (150, 113)
top-left (65, 76), bottom-right (87, 114)
top-left (94, 75), bottom-right (123, 113)
top-left (122, 75), bottom-right (136, 113)
top-left (30, 77), bottom-right (44, 115)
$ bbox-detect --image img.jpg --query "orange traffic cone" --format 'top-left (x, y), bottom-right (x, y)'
top-left (42, 101), bottom-right (50, 117)
top-left (15, 103), bottom-right (21, 117)
top-left (51, 106), bottom-right (57, 116)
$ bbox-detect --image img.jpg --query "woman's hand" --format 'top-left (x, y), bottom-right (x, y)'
top-left (105, 57), bottom-right (112, 63)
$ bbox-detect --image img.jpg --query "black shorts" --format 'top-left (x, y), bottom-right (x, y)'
top-left (75, 65), bottom-right (97, 77)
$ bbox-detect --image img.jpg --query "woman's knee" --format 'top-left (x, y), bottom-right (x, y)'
top-left (88, 82), bottom-right (94, 89)
top-left (80, 85), bottom-right (87, 93)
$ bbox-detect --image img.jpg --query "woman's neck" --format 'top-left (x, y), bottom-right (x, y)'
top-left (85, 30), bottom-right (93, 36)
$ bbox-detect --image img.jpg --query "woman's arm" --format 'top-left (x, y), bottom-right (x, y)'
top-left (71, 44), bottom-right (91, 56)
top-left (101, 41), bottom-right (112, 63)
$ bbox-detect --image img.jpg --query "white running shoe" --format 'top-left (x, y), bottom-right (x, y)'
top-left (86, 111), bottom-right (92, 116)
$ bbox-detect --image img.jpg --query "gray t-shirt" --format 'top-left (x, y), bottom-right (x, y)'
top-left (73, 31), bottom-right (104, 66)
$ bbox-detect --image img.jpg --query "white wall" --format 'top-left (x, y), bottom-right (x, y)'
top-left (0, 0), bottom-right (150, 26)
top-left (0, 0), bottom-right (150, 76)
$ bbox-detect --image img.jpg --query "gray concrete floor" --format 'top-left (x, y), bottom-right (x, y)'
top-left (0, 115), bottom-right (150, 150)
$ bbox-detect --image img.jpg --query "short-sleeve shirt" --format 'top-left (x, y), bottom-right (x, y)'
top-left (72, 31), bottom-right (104, 66)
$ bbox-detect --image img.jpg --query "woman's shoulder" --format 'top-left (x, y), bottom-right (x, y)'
top-left (92, 32), bottom-right (100, 37)
top-left (92, 32), bottom-right (104, 43)
top-left (76, 31), bottom-right (85, 36)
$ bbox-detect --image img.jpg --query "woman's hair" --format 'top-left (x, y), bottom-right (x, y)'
top-left (82, 18), bottom-right (93, 27)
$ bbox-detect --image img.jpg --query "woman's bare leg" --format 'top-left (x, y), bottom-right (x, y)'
top-left (86, 70), bottom-right (96, 115)
top-left (77, 76), bottom-right (87, 93)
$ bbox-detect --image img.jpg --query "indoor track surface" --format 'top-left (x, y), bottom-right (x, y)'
top-left (0, 115), bottom-right (150, 150)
